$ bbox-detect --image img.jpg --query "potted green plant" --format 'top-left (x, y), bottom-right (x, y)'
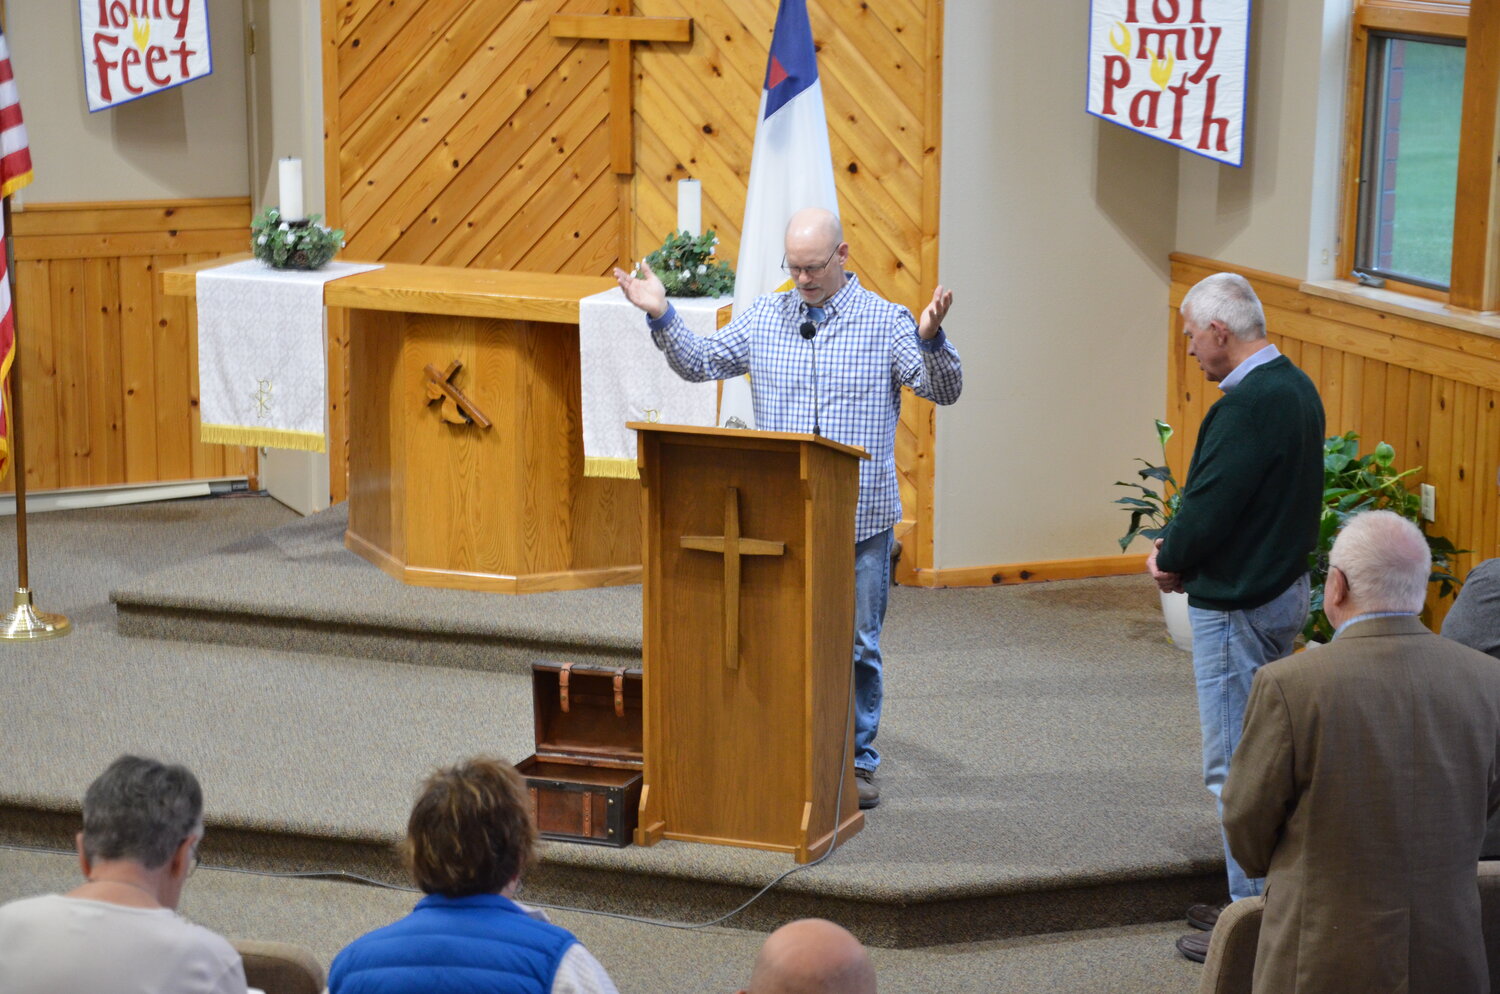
top-left (1114, 419), bottom-right (1192, 649)
top-left (1303, 432), bottom-right (1463, 643)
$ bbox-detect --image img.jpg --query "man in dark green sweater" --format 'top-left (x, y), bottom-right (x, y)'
top-left (1146, 272), bottom-right (1324, 963)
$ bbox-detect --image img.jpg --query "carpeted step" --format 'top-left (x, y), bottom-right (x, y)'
top-left (2, 497), bottom-right (1226, 950)
top-left (0, 803), bottom-right (1221, 949)
top-left (111, 503), bottom-right (644, 674)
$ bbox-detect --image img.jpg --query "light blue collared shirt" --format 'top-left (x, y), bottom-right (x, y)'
top-left (1218, 343), bottom-right (1281, 393)
top-left (646, 274), bottom-right (962, 541)
top-left (1334, 611), bottom-right (1417, 637)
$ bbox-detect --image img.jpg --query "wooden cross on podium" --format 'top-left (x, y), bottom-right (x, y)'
top-left (680, 487), bottom-right (785, 671)
top-left (549, 9), bottom-right (693, 174)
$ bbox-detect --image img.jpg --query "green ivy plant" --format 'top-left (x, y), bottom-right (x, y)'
top-left (1304, 431), bottom-right (1463, 643)
top-left (251, 207), bottom-right (345, 270)
top-left (1114, 419), bottom-right (1181, 551)
top-left (640, 229), bottom-right (735, 298)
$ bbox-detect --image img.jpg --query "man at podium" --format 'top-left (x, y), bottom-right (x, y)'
top-left (614, 207), bottom-right (962, 809)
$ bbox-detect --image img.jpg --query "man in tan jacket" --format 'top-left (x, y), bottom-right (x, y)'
top-left (1222, 510), bottom-right (1500, 993)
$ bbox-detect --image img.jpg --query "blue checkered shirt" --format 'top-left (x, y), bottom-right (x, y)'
top-left (647, 273), bottom-right (963, 541)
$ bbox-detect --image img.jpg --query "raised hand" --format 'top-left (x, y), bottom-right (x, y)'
top-left (613, 261), bottom-right (669, 319)
top-left (918, 284), bottom-right (953, 340)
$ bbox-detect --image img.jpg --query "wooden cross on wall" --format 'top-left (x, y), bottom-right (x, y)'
top-left (680, 487), bottom-right (786, 671)
top-left (550, 9), bottom-right (693, 175)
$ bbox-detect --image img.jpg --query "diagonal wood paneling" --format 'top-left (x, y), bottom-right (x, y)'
top-left (323, 0), bottom-right (945, 568)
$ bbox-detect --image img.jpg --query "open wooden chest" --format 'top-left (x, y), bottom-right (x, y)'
top-left (517, 661), bottom-right (643, 847)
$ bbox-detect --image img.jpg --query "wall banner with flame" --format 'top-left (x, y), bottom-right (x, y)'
top-left (80, 0), bottom-right (214, 113)
top-left (1087, 0), bottom-right (1250, 167)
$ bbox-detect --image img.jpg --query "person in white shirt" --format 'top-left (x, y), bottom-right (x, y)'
top-left (0, 755), bottom-right (247, 994)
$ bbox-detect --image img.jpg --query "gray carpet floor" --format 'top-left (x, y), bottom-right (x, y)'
top-left (0, 495), bottom-right (1223, 986)
top-left (1, 498), bottom-right (1221, 902)
top-left (0, 848), bottom-right (1205, 994)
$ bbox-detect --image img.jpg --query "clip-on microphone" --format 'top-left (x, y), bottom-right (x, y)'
top-left (800, 319), bottom-right (820, 436)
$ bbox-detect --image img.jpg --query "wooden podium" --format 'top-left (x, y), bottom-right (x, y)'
top-left (631, 423), bottom-right (867, 862)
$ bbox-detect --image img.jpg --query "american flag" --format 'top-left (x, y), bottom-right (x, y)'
top-left (0, 26), bottom-right (33, 482)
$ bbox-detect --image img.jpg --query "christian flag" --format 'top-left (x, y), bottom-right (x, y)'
top-left (724, 0), bottom-right (840, 428)
top-left (0, 28), bottom-right (34, 482)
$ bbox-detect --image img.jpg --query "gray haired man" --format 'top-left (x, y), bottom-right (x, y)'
top-left (0, 755), bottom-right (247, 993)
top-left (1147, 272), bottom-right (1325, 959)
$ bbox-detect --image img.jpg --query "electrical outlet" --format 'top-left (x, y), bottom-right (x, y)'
top-left (1421, 483), bottom-right (1436, 522)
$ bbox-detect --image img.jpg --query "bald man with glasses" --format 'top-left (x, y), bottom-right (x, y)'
top-left (615, 207), bottom-right (962, 809)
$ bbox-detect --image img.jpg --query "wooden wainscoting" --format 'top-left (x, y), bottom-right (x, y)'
top-left (900, 554), bottom-right (1150, 589)
top-left (8, 198), bottom-right (257, 493)
top-left (321, 0), bottom-right (944, 566)
top-left (1169, 253), bottom-right (1500, 619)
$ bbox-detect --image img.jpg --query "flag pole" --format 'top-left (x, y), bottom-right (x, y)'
top-left (0, 195), bottom-right (68, 640)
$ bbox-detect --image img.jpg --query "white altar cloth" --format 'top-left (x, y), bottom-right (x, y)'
top-left (196, 259), bottom-right (381, 452)
top-left (577, 288), bottom-right (730, 479)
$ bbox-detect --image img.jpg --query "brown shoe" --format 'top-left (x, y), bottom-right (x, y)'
top-left (1186, 902), bottom-right (1228, 931)
top-left (1175, 930), bottom-right (1211, 963)
top-left (854, 768), bottom-right (880, 809)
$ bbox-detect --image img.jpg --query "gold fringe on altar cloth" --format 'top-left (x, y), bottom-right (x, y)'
top-left (584, 455), bottom-right (639, 480)
top-left (200, 424), bottom-right (326, 453)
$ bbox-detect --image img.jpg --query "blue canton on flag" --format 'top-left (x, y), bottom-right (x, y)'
top-left (763, 0), bottom-right (819, 118)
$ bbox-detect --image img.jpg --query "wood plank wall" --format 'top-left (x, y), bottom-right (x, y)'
top-left (1169, 254), bottom-right (1500, 620)
top-left (8, 199), bottom-right (257, 493)
top-left (321, 0), bottom-right (945, 571)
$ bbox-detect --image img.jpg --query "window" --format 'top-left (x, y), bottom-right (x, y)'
top-left (1355, 33), bottom-right (1466, 290)
top-left (1340, 0), bottom-right (1500, 305)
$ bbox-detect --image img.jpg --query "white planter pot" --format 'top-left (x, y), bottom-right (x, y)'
top-left (1161, 589), bottom-right (1193, 652)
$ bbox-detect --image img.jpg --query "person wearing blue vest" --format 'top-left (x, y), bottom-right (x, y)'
top-left (328, 757), bottom-right (618, 994)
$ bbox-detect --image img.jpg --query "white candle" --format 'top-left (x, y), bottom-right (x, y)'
top-left (278, 157), bottom-right (305, 221)
top-left (677, 178), bottom-right (701, 237)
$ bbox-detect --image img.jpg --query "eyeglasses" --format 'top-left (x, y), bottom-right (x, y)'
top-left (185, 834), bottom-right (201, 876)
top-left (781, 247), bottom-right (839, 279)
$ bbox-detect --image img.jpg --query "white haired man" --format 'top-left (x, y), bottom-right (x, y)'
top-left (737, 918), bottom-right (875, 994)
top-left (1222, 510), bottom-right (1500, 994)
top-left (615, 207), bottom-right (962, 809)
top-left (0, 755), bottom-right (247, 994)
top-left (1147, 272), bottom-right (1325, 958)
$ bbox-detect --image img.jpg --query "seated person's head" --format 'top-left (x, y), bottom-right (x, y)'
top-left (404, 756), bottom-right (536, 897)
top-left (739, 918), bottom-right (875, 994)
top-left (78, 755), bottom-right (204, 909)
top-left (1326, 510), bottom-right (1431, 626)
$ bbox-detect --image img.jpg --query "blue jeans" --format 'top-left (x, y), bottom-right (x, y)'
top-left (1189, 573), bottom-right (1309, 902)
top-left (853, 528), bottom-right (894, 771)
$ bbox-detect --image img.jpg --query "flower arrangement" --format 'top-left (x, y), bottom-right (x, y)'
top-left (639, 229), bottom-right (735, 297)
top-left (251, 207), bottom-right (345, 270)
